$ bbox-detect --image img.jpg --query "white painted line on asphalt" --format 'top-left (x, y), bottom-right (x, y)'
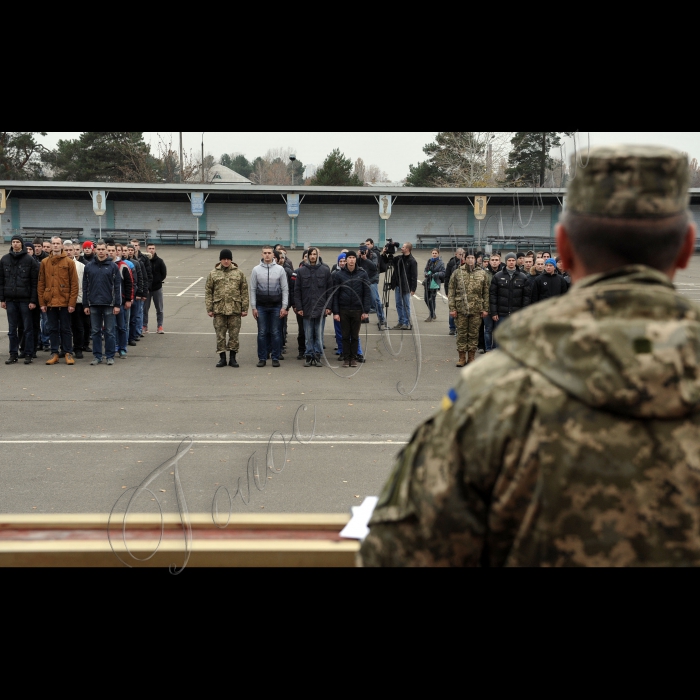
top-left (177, 277), bottom-right (204, 296)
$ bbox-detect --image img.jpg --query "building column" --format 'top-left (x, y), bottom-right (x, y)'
top-left (11, 197), bottom-right (20, 233)
top-left (378, 217), bottom-right (386, 247)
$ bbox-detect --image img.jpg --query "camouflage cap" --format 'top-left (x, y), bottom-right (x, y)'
top-left (566, 145), bottom-right (690, 218)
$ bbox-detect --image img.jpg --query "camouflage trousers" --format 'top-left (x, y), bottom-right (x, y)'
top-left (213, 314), bottom-right (241, 352)
top-left (456, 313), bottom-right (481, 352)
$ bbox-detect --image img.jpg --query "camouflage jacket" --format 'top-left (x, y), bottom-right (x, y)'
top-left (205, 262), bottom-right (249, 316)
top-left (448, 264), bottom-right (489, 315)
top-left (360, 266), bottom-right (700, 566)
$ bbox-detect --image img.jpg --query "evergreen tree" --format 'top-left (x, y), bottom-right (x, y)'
top-left (45, 132), bottom-right (155, 182)
top-left (310, 149), bottom-right (362, 186)
top-left (220, 153), bottom-right (254, 178)
top-left (405, 160), bottom-right (440, 187)
top-left (506, 132), bottom-right (569, 186)
top-left (0, 132), bottom-right (49, 180)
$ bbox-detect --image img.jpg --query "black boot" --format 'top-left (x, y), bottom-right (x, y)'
top-left (216, 352), bottom-right (227, 368)
top-left (5, 355), bottom-right (18, 364)
top-left (229, 351), bottom-right (239, 368)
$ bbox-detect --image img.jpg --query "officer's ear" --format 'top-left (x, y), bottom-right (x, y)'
top-left (673, 221), bottom-right (696, 272)
top-left (555, 224), bottom-right (578, 280)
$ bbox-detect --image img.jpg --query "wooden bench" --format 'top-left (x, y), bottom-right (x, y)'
top-left (416, 234), bottom-right (471, 250)
top-left (90, 229), bottom-right (150, 245)
top-left (15, 227), bottom-right (84, 243)
top-left (155, 230), bottom-right (217, 245)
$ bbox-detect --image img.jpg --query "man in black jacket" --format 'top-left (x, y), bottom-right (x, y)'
top-left (294, 247), bottom-right (333, 367)
top-left (382, 242), bottom-right (417, 330)
top-left (0, 235), bottom-right (38, 364)
top-left (145, 243), bottom-right (167, 333)
top-left (531, 257), bottom-right (570, 303)
top-left (489, 252), bottom-right (531, 349)
top-left (332, 251), bottom-right (371, 367)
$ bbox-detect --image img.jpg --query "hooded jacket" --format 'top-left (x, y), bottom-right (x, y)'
top-left (361, 266), bottom-right (700, 567)
top-left (149, 253), bottom-right (166, 291)
top-left (205, 262), bottom-right (249, 316)
top-left (294, 259), bottom-right (333, 318)
top-left (0, 245), bottom-right (39, 304)
top-left (38, 252), bottom-right (79, 308)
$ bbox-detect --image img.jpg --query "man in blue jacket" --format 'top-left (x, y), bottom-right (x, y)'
top-left (83, 240), bottom-right (121, 366)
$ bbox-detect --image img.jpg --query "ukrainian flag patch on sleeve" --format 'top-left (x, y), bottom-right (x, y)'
top-left (441, 387), bottom-right (458, 411)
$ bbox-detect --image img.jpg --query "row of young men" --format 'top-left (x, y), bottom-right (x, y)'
top-left (443, 248), bottom-right (570, 366)
top-left (205, 244), bottom-right (373, 369)
top-left (0, 235), bottom-right (166, 366)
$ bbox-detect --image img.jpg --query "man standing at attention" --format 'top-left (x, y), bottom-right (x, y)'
top-left (205, 249), bottom-right (249, 368)
top-left (448, 252), bottom-right (488, 367)
top-left (38, 236), bottom-right (79, 365)
top-left (144, 243), bottom-right (166, 334)
top-left (250, 245), bottom-right (288, 368)
top-left (0, 235), bottom-right (38, 365)
top-left (360, 145), bottom-right (700, 566)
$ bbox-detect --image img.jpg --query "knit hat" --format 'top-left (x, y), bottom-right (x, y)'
top-left (82, 241), bottom-right (94, 250)
top-left (345, 250), bottom-right (357, 259)
top-left (11, 234), bottom-right (23, 244)
top-left (338, 253), bottom-right (347, 262)
top-left (220, 249), bottom-right (233, 261)
top-left (504, 253), bottom-right (516, 262)
top-left (546, 258), bottom-right (557, 266)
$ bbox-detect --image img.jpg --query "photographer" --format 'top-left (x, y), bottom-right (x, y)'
top-left (381, 240), bottom-right (417, 331)
top-left (357, 246), bottom-right (380, 327)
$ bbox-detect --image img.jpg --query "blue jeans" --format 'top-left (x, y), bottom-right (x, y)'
top-left (46, 307), bottom-right (73, 354)
top-left (115, 305), bottom-right (128, 352)
top-left (129, 299), bottom-right (143, 341)
top-left (256, 307), bottom-right (281, 361)
top-left (370, 283), bottom-right (385, 323)
top-left (6, 300), bottom-right (33, 356)
top-left (334, 318), bottom-right (363, 355)
top-left (90, 306), bottom-right (116, 360)
top-left (483, 316), bottom-right (501, 351)
top-left (395, 288), bottom-right (412, 327)
top-left (303, 316), bottom-right (323, 357)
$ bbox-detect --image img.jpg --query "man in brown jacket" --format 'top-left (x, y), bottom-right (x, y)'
top-left (38, 236), bottom-right (79, 365)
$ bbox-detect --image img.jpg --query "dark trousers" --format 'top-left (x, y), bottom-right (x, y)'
top-left (295, 310), bottom-right (306, 353)
top-left (46, 307), bottom-right (73, 355)
top-left (71, 303), bottom-right (84, 351)
top-left (256, 306), bottom-right (281, 361)
top-left (82, 308), bottom-right (92, 348)
top-left (339, 308), bottom-right (362, 361)
top-left (6, 301), bottom-right (34, 357)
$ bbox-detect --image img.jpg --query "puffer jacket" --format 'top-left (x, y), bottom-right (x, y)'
top-left (332, 265), bottom-right (371, 314)
top-left (489, 269), bottom-right (532, 316)
top-left (205, 262), bottom-right (249, 316)
top-left (424, 257), bottom-right (446, 292)
top-left (0, 247), bottom-right (39, 304)
top-left (294, 260), bottom-right (333, 318)
top-left (38, 252), bottom-right (79, 308)
top-left (531, 271), bottom-right (569, 303)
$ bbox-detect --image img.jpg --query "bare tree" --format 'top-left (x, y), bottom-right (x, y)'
top-left (367, 164), bottom-right (389, 184)
top-left (354, 157), bottom-right (366, 183)
top-left (687, 155), bottom-right (700, 187)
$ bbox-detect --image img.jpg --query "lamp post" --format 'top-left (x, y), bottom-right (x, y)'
top-left (290, 154), bottom-right (297, 186)
top-left (201, 132), bottom-right (205, 184)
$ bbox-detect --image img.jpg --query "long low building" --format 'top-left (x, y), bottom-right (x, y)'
top-left (2, 181), bottom-right (700, 250)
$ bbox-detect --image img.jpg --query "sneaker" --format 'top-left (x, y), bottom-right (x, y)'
top-left (304, 357), bottom-right (312, 367)
top-left (142, 326), bottom-right (148, 334)
top-left (272, 359), bottom-right (280, 368)
top-left (355, 355), bottom-right (365, 363)
top-left (23, 356), bottom-right (32, 365)
top-left (157, 326), bottom-right (164, 334)
top-left (256, 360), bottom-right (266, 368)
top-left (449, 329), bottom-right (456, 336)
top-left (90, 358), bottom-right (102, 366)
top-left (5, 355), bottom-right (18, 364)
top-left (118, 350), bottom-right (127, 358)
top-left (106, 358), bottom-right (115, 365)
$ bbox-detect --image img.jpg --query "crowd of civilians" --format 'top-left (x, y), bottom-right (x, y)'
top-left (0, 235), bottom-right (166, 366)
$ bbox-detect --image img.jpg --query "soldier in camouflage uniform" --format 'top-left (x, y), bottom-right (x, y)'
top-left (360, 145), bottom-right (700, 566)
top-left (448, 253), bottom-right (489, 367)
top-left (205, 249), bottom-right (249, 368)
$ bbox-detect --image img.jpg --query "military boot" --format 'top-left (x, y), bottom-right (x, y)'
top-left (467, 350), bottom-right (476, 364)
top-left (456, 351), bottom-right (467, 367)
top-left (216, 352), bottom-right (227, 368)
top-left (229, 351), bottom-right (239, 368)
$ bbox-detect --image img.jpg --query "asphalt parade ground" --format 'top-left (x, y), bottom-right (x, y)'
top-left (2, 246), bottom-right (700, 519)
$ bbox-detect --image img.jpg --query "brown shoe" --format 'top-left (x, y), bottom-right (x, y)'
top-left (46, 353), bottom-right (60, 365)
top-left (65, 353), bottom-right (74, 365)
top-left (456, 351), bottom-right (467, 367)
top-left (342, 360), bottom-right (350, 368)
top-left (349, 360), bottom-right (358, 367)
top-left (467, 350), bottom-right (476, 364)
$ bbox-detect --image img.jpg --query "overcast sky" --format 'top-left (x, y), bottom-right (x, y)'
top-left (37, 132), bottom-right (700, 182)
